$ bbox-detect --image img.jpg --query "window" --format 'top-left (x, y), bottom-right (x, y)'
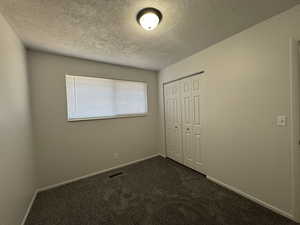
top-left (65, 75), bottom-right (148, 121)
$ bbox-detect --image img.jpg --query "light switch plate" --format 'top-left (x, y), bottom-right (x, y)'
top-left (276, 115), bottom-right (287, 127)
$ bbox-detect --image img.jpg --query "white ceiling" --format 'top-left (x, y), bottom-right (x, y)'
top-left (0, 0), bottom-right (299, 71)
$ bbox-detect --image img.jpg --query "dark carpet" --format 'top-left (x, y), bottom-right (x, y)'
top-left (25, 156), bottom-right (298, 225)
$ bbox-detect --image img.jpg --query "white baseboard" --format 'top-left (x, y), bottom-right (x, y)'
top-left (21, 190), bottom-right (38, 225)
top-left (159, 153), bottom-right (166, 158)
top-left (37, 153), bottom-right (160, 192)
top-left (207, 176), bottom-right (294, 221)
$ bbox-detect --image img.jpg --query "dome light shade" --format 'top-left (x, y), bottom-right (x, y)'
top-left (137, 8), bottom-right (162, 31)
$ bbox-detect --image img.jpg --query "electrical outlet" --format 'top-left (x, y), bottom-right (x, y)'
top-left (276, 115), bottom-right (287, 127)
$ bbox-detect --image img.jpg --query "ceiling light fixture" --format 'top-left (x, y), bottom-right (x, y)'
top-left (137, 8), bottom-right (162, 31)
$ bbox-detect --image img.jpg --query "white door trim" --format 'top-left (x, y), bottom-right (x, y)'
top-left (289, 37), bottom-right (300, 222)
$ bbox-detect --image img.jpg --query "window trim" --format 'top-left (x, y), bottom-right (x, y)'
top-left (67, 113), bottom-right (148, 122)
top-left (65, 74), bottom-right (149, 122)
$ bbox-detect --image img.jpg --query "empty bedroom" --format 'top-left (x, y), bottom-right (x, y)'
top-left (1, 0), bottom-right (300, 225)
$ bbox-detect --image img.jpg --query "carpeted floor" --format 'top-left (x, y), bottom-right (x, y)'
top-left (25, 156), bottom-right (298, 225)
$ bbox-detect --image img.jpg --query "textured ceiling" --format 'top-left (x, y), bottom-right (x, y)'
top-left (0, 0), bottom-right (299, 71)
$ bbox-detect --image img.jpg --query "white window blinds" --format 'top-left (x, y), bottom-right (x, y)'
top-left (65, 75), bottom-right (148, 120)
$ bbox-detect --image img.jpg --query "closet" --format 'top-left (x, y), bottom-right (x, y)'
top-left (164, 74), bottom-right (204, 174)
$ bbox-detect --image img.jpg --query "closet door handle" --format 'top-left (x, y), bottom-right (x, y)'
top-left (186, 128), bottom-right (190, 131)
top-left (175, 126), bottom-right (178, 128)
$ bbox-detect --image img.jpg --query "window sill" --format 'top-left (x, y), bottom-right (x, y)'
top-left (67, 113), bottom-right (148, 122)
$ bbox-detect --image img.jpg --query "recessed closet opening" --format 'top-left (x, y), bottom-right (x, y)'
top-left (163, 72), bottom-right (205, 174)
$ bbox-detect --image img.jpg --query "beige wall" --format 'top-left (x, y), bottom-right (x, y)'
top-left (0, 14), bottom-right (36, 225)
top-left (159, 5), bottom-right (300, 219)
top-left (27, 50), bottom-right (159, 188)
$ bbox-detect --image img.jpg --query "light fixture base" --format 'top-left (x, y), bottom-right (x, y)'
top-left (137, 8), bottom-right (163, 31)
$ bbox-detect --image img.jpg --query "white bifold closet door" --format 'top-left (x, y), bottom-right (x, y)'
top-left (181, 75), bottom-right (204, 173)
top-left (164, 81), bottom-right (183, 164)
top-left (164, 74), bottom-right (204, 174)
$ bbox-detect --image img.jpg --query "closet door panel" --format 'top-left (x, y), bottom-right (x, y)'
top-left (181, 77), bottom-right (194, 168)
top-left (191, 75), bottom-right (204, 173)
top-left (173, 81), bottom-right (183, 163)
top-left (164, 81), bottom-right (183, 164)
top-left (165, 83), bottom-right (175, 161)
